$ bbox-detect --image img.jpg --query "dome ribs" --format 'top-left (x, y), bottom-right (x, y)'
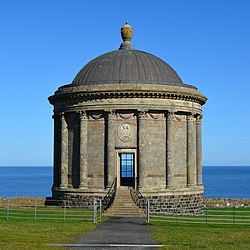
top-left (71, 50), bottom-right (189, 87)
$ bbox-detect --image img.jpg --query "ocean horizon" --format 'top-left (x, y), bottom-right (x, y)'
top-left (0, 166), bottom-right (249, 199)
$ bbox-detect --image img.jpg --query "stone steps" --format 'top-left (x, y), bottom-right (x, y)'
top-left (104, 187), bottom-right (145, 217)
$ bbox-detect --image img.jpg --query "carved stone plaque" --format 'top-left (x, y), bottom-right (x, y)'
top-left (118, 122), bottom-right (133, 142)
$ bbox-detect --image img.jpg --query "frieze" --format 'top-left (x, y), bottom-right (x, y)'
top-left (50, 90), bottom-right (207, 106)
top-left (54, 97), bottom-right (202, 114)
top-left (117, 113), bottom-right (133, 119)
top-left (89, 113), bottom-right (103, 120)
top-left (174, 114), bottom-right (186, 122)
top-left (148, 112), bottom-right (163, 119)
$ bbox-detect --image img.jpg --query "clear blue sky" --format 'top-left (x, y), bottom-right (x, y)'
top-left (0, 0), bottom-right (249, 166)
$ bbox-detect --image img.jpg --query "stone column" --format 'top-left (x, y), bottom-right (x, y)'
top-left (79, 111), bottom-right (88, 189)
top-left (52, 114), bottom-right (60, 188)
top-left (166, 112), bottom-right (175, 188)
top-left (60, 113), bottom-right (68, 188)
top-left (107, 110), bottom-right (116, 187)
top-left (196, 115), bottom-right (203, 186)
top-left (187, 114), bottom-right (197, 187)
top-left (138, 111), bottom-right (147, 188)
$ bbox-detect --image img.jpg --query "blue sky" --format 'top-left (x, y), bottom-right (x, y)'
top-left (0, 0), bottom-right (249, 166)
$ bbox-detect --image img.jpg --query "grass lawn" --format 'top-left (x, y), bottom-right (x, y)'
top-left (0, 218), bottom-right (96, 250)
top-left (151, 222), bottom-right (250, 250)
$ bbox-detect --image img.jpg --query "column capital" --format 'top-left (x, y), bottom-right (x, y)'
top-left (186, 114), bottom-right (195, 122)
top-left (137, 110), bottom-right (148, 119)
top-left (105, 109), bottom-right (116, 119)
top-left (167, 111), bottom-right (175, 121)
top-left (60, 112), bottom-right (66, 123)
top-left (79, 110), bottom-right (88, 120)
top-left (196, 114), bottom-right (203, 123)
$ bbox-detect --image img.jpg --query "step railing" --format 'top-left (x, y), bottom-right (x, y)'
top-left (130, 188), bottom-right (149, 222)
top-left (102, 177), bottom-right (117, 211)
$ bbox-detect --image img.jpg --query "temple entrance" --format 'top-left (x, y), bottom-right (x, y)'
top-left (119, 153), bottom-right (135, 187)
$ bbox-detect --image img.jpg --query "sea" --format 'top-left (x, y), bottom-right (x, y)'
top-left (0, 166), bottom-right (249, 199)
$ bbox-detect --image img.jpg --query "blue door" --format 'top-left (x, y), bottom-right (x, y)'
top-left (120, 153), bottom-right (134, 187)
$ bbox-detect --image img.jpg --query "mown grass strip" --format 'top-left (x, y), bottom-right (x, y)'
top-left (150, 207), bottom-right (250, 225)
top-left (0, 218), bottom-right (96, 250)
top-left (0, 204), bottom-right (94, 221)
top-left (151, 222), bottom-right (250, 250)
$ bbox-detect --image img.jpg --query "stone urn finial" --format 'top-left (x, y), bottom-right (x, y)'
top-left (121, 20), bottom-right (133, 44)
top-left (119, 21), bottom-right (134, 50)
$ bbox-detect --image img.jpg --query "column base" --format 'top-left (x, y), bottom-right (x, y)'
top-left (188, 184), bottom-right (197, 188)
top-left (78, 185), bottom-right (88, 190)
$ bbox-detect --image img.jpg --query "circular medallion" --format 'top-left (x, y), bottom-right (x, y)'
top-left (118, 122), bottom-right (133, 142)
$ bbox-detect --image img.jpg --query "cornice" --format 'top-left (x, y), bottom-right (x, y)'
top-left (49, 89), bottom-right (207, 106)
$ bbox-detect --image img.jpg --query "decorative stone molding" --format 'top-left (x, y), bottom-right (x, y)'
top-left (117, 113), bottom-right (133, 119)
top-left (79, 110), bottom-right (88, 120)
top-left (196, 114), bottom-right (203, 123)
top-left (148, 112), bottom-right (161, 119)
top-left (89, 113), bottom-right (103, 120)
top-left (118, 122), bottom-right (133, 142)
top-left (106, 110), bottom-right (116, 120)
top-left (167, 112), bottom-right (176, 121)
top-left (174, 114), bottom-right (186, 122)
top-left (186, 114), bottom-right (196, 122)
top-left (52, 97), bottom-right (203, 116)
top-left (137, 110), bottom-right (148, 119)
top-left (50, 89), bottom-right (207, 106)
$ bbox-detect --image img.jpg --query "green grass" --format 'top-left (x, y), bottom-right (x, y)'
top-left (0, 205), bottom-right (95, 221)
top-left (151, 222), bottom-right (250, 249)
top-left (150, 207), bottom-right (250, 225)
top-left (0, 218), bottom-right (96, 250)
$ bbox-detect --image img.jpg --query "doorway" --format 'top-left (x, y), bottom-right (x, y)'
top-left (119, 153), bottom-right (134, 187)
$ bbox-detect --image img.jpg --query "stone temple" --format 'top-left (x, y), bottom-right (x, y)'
top-left (46, 22), bottom-right (207, 214)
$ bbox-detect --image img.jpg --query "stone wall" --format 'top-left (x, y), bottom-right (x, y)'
top-left (145, 193), bottom-right (204, 215)
top-left (205, 198), bottom-right (250, 208)
top-left (45, 191), bottom-right (105, 208)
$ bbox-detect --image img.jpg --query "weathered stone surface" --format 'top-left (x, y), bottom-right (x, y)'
top-left (46, 24), bottom-right (207, 214)
top-left (145, 193), bottom-right (204, 215)
top-left (205, 198), bottom-right (250, 208)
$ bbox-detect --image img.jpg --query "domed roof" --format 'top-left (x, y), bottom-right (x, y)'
top-left (71, 21), bottom-right (192, 88)
top-left (72, 49), bottom-right (184, 86)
